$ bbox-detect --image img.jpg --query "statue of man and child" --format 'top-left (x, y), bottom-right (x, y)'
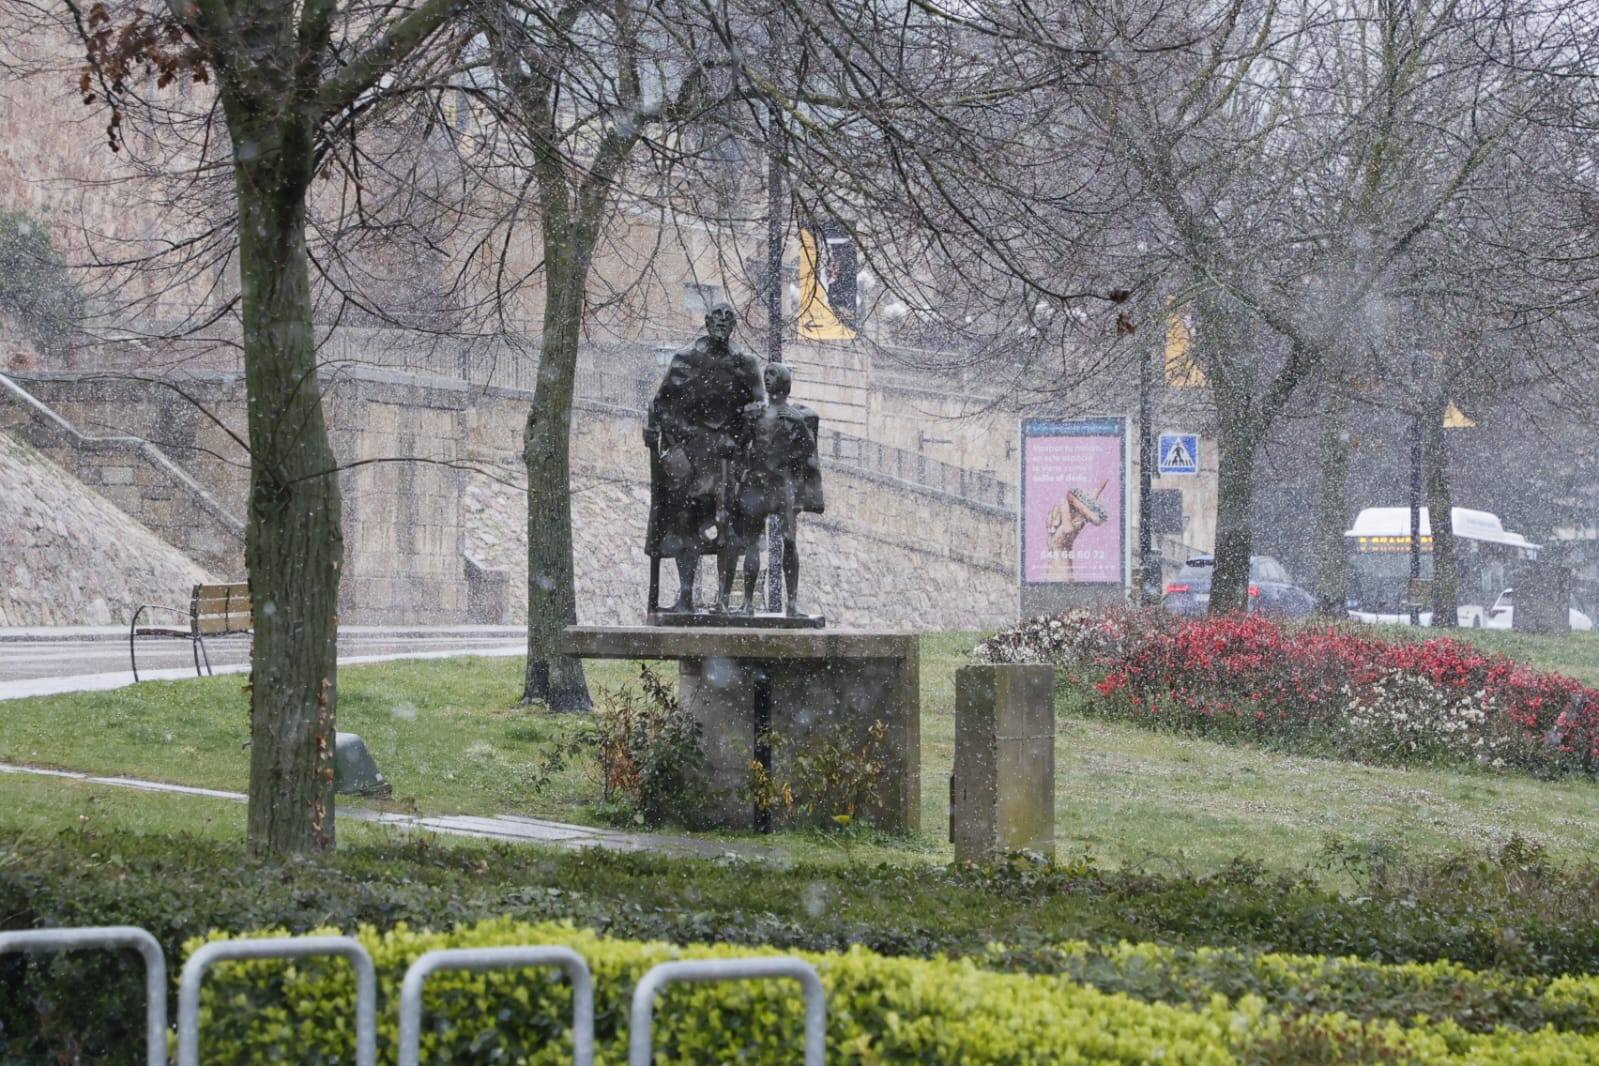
top-left (644, 303), bottom-right (825, 624)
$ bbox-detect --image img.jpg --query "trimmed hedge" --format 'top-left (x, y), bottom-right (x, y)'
top-left (12, 831), bottom-right (1599, 1061)
top-left (1005, 940), bottom-right (1599, 1037)
top-left (187, 920), bottom-right (1599, 1065)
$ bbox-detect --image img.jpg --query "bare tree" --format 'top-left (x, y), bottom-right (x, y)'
top-left (67, 0), bottom-right (463, 856)
top-left (1063, 0), bottom-right (1597, 612)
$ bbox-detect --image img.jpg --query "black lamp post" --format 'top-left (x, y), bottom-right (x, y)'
top-left (764, 75), bottom-right (785, 613)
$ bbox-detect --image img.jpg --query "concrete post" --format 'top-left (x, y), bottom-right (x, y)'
top-left (952, 664), bottom-right (1055, 863)
top-left (1515, 555), bottom-right (1573, 635)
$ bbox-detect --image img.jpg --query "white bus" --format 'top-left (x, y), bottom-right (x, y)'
top-left (1344, 507), bottom-right (1539, 627)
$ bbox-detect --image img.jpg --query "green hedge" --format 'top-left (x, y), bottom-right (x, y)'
top-left (186, 920), bottom-right (1599, 1065)
top-left (12, 831), bottom-right (1599, 1061)
top-left (1009, 940), bottom-right (1599, 1037)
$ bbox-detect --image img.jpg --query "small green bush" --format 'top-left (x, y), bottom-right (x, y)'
top-left (0, 209), bottom-right (84, 352)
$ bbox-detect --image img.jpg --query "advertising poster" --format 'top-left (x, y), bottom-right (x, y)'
top-left (797, 220), bottom-right (858, 341)
top-left (1020, 417), bottom-right (1128, 586)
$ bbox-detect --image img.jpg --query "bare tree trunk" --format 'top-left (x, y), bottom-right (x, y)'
top-left (1209, 409), bottom-right (1257, 614)
top-left (1313, 401), bottom-right (1351, 616)
top-left (1426, 396), bottom-right (1459, 628)
top-left (522, 252), bottom-right (592, 710)
top-left (232, 124), bottom-right (343, 856)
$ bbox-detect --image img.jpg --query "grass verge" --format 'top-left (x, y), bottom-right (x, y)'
top-left (3, 629), bottom-right (1599, 877)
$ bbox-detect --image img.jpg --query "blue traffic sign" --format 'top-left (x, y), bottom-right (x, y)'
top-left (1157, 433), bottom-right (1199, 476)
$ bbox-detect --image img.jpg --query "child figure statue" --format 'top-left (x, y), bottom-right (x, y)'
top-left (717, 363), bottom-right (825, 617)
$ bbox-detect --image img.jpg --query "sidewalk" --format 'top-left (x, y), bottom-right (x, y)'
top-left (0, 644), bottom-right (527, 701)
top-left (0, 626), bottom-right (527, 701)
top-left (0, 762), bottom-right (775, 861)
top-left (0, 624), bottom-right (527, 643)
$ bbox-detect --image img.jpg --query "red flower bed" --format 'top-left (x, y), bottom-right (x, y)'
top-left (976, 609), bottom-right (1599, 776)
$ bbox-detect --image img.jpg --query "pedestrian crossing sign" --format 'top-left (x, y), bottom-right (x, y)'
top-left (1158, 433), bottom-right (1199, 476)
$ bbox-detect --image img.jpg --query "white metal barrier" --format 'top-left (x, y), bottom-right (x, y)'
top-left (0, 926), bottom-right (168, 1066)
top-left (628, 957), bottom-right (826, 1066)
top-left (177, 935), bottom-right (376, 1066)
top-left (398, 946), bottom-right (594, 1066)
top-left (3, 928), bottom-right (830, 1066)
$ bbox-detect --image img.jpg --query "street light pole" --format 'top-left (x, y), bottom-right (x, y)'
top-left (1408, 408), bottom-right (1424, 626)
top-left (764, 97), bottom-right (785, 614)
top-left (1138, 334), bottom-right (1154, 604)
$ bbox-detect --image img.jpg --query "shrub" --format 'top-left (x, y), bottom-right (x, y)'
top-left (182, 920), bottom-right (1599, 1065)
top-left (183, 919), bottom-right (1251, 1064)
top-left (0, 209), bottom-right (84, 352)
top-left (750, 718), bottom-right (890, 826)
top-left (976, 609), bottom-right (1599, 777)
top-left (588, 665), bottom-right (708, 828)
top-left (15, 831), bottom-right (1599, 1061)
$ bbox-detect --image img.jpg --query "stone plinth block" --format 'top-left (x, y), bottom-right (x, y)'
top-left (952, 664), bottom-right (1054, 863)
top-left (564, 626), bottom-right (920, 833)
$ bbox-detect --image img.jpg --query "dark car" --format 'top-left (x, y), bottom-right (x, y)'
top-left (1163, 555), bottom-right (1315, 618)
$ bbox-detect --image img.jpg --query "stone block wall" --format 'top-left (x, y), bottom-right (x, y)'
top-left (0, 369), bottom-right (473, 625)
top-left (328, 379), bottom-right (470, 623)
top-left (2, 365), bottom-right (1016, 628)
top-left (465, 403), bottom-right (1014, 630)
top-left (0, 429), bottom-right (214, 626)
top-left (0, 373), bottom-right (247, 576)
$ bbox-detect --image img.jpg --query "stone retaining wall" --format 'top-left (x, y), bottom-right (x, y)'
top-left (1, 370), bottom-right (1016, 628)
top-left (0, 430), bottom-right (214, 626)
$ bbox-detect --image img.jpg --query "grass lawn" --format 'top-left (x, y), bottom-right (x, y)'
top-left (1448, 627), bottom-right (1599, 686)
top-left (3, 628), bottom-right (1599, 878)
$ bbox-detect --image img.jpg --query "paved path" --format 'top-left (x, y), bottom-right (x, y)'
top-left (0, 626), bottom-right (526, 700)
top-left (0, 761), bottom-right (774, 861)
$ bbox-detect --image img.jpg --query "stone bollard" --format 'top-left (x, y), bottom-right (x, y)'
top-left (335, 732), bottom-right (392, 797)
top-left (951, 664), bottom-right (1055, 863)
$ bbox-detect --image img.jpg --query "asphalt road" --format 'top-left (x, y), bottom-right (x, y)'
top-left (0, 628), bottom-right (525, 698)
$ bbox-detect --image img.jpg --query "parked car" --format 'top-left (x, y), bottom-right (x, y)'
top-left (1347, 604), bottom-right (1490, 628)
top-left (1483, 588), bottom-right (1595, 631)
top-left (1163, 555), bottom-right (1315, 618)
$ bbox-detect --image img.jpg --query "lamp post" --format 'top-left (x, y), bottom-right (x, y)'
top-left (1138, 333), bottom-right (1155, 604)
top-left (1408, 406), bottom-right (1424, 627)
top-left (764, 96), bottom-right (785, 614)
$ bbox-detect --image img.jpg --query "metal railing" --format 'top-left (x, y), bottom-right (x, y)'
top-left (0, 926), bottom-right (167, 1066)
top-left (5, 926), bottom-right (828, 1065)
top-left (0, 372), bottom-right (246, 538)
top-left (399, 946), bottom-right (594, 1066)
top-left (570, 368), bottom-right (1014, 511)
top-left (820, 428), bottom-right (1010, 510)
top-left (630, 957), bottom-right (826, 1066)
top-left (178, 935), bottom-right (378, 1066)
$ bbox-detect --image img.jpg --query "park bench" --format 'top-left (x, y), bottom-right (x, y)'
top-left (129, 582), bottom-right (252, 682)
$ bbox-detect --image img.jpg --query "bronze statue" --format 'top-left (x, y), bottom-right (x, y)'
top-left (645, 304), bottom-right (764, 615)
top-left (720, 363), bottom-right (825, 616)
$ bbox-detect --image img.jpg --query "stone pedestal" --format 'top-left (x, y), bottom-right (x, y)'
top-left (951, 664), bottom-right (1054, 862)
top-left (1514, 557), bottom-right (1573, 635)
top-left (564, 627), bottom-right (919, 833)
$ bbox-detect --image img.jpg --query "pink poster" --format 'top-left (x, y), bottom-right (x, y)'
top-left (1021, 418), bottom-right (1126, 585)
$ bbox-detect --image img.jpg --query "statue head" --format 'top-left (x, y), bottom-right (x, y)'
top-left (705, 303), bottom-right (736, 343)
top-left (763, 362), bottom-right (793, 401)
